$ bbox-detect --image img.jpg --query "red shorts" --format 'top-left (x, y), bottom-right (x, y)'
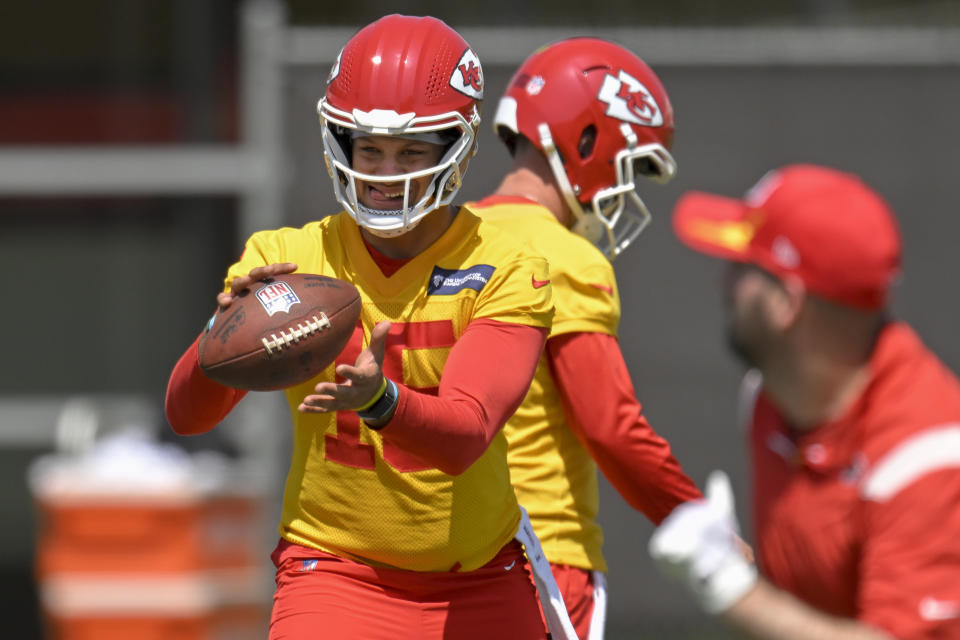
top-left (547, 563), bottom-right (598, 640)
top-left (269, 539), bottom-right (548, 640)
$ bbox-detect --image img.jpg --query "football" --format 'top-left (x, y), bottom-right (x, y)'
top-left (198, 273), bottom-right (361, 391)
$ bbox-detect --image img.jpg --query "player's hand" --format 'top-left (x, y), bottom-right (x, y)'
top-left (298, 321), bottom-right (390, 414)
top-left (216, 262), bottom-right (299, 308)
top-left (648, 470), bottom-right (758, 614)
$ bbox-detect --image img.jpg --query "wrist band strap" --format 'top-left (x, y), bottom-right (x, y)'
top-left (357, 379), bottom-right (399, 427)
top-left (355, 377), bottom-right (387, 412)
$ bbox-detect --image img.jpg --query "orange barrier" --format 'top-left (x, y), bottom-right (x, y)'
top-left (30, 443), bottom-right (271, 640)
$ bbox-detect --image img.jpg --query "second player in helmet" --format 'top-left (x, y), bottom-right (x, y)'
top-left (469, 37), bottom-right (703, 639)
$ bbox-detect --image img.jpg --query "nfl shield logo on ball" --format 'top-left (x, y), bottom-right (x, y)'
top-left (256, 280), bottom-right (301, 316)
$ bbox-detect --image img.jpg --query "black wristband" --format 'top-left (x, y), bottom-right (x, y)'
top-left (357, 379), bottom-right (399, 428)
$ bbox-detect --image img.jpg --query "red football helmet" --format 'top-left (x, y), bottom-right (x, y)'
top-left (317, 15), bottom-right (483, 237)
top-left (494, 38), bottom-right (677, 258)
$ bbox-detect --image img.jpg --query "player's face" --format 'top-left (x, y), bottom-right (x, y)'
top-left (351, 135), bottom-right (446, 210)
top-left (723, 262), bottom-right (782, 368)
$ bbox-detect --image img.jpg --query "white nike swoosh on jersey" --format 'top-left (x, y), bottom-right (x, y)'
top-left (504, 560), bottom-right (517, 571)
top-left (919, 596), bottom-right (960, 621)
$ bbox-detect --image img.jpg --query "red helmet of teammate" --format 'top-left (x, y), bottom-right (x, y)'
top-left (318, 15), bottom-right (484, 237)
top-left (494, 38), bottom-right (677, 258)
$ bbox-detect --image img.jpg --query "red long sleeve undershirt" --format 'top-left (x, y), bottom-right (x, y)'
top-left (165, 334), bottom-right (247, 436)
top-left (164, 320), bottom-right (547, 476)
top-left (382, 319), bottom-right (546, 475)
top-left (547, 331), bottom-right (703, 524)
top-left (164, 321), bottom-right (698, 515)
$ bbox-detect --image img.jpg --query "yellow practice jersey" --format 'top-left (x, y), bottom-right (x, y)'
top-left (470, 196), bottom-right (620, 572)
top-left (225, 208), bottom-right (553, 572)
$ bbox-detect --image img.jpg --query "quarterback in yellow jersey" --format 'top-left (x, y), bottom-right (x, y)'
top-left (225, 205), bottom-right (549, 572)
top-left (165, 16), bottom-right (576, 640)
top-left (471, 38), bottom-right (704, 639)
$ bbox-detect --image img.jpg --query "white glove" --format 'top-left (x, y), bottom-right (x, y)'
top-left (648, 470), bottom-right (758, 614)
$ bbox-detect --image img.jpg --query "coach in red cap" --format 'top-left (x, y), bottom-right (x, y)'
top-left (648, 164), bottom-right (960, 639)
top-left (674, 164), bottom-right (900, 309)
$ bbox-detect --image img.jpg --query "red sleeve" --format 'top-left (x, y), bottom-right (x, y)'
top-left (380, 319), bottom-right (547, 476)
top-left (547, 331), bottom-right (703, 524)
top-left (164, 334), bottom-right (247, 435)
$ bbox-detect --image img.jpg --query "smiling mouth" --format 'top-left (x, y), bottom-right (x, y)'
top-left (366, 184), bottom-right (408, 208)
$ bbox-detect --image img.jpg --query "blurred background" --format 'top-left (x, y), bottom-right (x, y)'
top-left (2, 0), bottom-right (959, 638)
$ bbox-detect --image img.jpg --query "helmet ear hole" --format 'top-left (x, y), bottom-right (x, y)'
top-left (497, 128), bottom-right (519, 156)
top-left (578, 125), bottom-right (597, 160)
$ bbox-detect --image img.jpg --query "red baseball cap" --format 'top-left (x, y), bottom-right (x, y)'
top-left (672, 164), bottom-right (901, 309)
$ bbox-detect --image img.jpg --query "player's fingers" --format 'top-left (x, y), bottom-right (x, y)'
top-left (299, 385), bottom-right (346, 413)
top-left (246, 264), bottom-right (278, 282)
top-left (334, 364), bottom-right (383, 406)
top-left (311, 381), bottom-right (341, 395)
top-left (298, 398), bottom-right (333, 413)
top-left (300, 390), bottom-right (369, 414)
top-left (368, 321), bottom-right (391, 365)
top-left (227, 274), bottom-right (254, 298)
top-left (312, 378), bottom-right (369, 404)
top-left (260, 262), bottom-right (298, 277)
top-left (242, 262), bottom-right (299, 287)
top-left (224, 263), bottom-right (299, 303)
top-left (335, 363), bottom-right (366, 381)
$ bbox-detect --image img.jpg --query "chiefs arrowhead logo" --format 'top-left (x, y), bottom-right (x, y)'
top-left (327, 48), bottom-right (343, 84)
top-left (597, 70), bottom-right (663, 127)
top-left (450, 48), bottom-right (483, 100)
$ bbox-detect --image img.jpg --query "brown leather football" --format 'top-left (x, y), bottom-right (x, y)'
top-left (198, 274), bottom-right (361, 391)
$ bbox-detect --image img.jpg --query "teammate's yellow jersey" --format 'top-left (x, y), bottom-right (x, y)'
top-left (225, 208), bottom-right (553, 572)
top-left (471, 196), bottom-right (620, 572)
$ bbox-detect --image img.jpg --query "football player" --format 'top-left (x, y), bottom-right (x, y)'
top-left (468, 38), bottom-right (704, 639)
top-left (165, 15), bottom-right (576, 640)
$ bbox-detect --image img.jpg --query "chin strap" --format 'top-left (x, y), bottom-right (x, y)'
top-left (538, 124), bottom-right (588, 221)
top-left (538, 122), bottom-right (617, 253)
